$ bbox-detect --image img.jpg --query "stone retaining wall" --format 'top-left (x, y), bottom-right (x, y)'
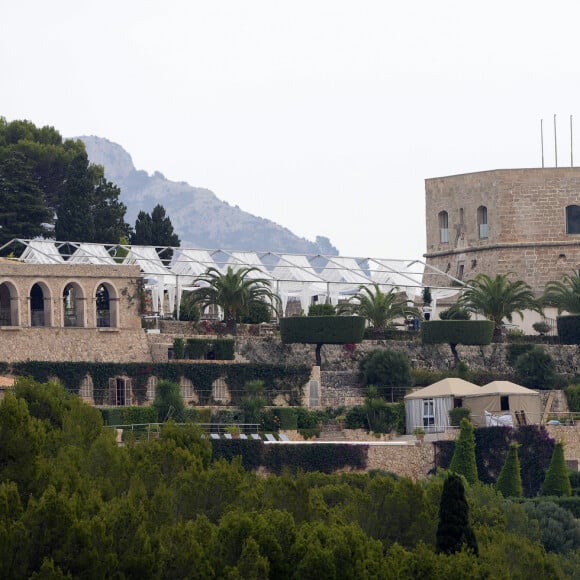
top-left (366, 442), bottom-right (435, 479)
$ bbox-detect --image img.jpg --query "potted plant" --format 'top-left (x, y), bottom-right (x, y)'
top-left (225, 425), bottom-right (241, 439)
top-left (412, 427), bottom-right (426, 441)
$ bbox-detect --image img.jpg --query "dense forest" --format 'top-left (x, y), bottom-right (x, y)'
top-left (1, 378), bottom-right (580, 578)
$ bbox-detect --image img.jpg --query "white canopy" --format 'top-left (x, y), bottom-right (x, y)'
top-left (270, 254), bottom-right (328, 314)
top-left (19, 239), bottom-right (64, 264)
top-left (123, 246), bottom-right (176, 315)
top-left (317, 256), bottom-right (373, 303)
top-left (68, 244), bottom-right (116, 265)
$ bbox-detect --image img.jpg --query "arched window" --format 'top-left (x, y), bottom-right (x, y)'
top-left (0, 281), bottom-right (19, 326)
top-left (95, 282), bottom-right (118, 328)
top-left (63, 282), bottom-right (85, 327)
top-left (438, 211), bottom-right (449, 243)
top-left (30, 282), bottom-right (52, 327)
top-left (566, 205), bottom-right (580, 234)
top-left (477, 206), bottom-right (488, 239)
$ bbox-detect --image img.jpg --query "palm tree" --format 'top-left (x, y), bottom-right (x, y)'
top-left (542, 272), bottom-right (580, 314)
top-left (338, 283), bottom-right (418, 338)
top-left (459, 273), bottom-right (541, 341)
top-left (191, 266), bottom-right (279, 334)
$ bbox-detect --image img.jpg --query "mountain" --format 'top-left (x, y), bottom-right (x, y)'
top-left (79, 136), bottom-right (338, 255)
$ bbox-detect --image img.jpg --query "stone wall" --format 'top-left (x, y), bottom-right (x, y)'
top-left (424, 168), bottom-right (580, 293)
top-left (546, 425), bottom-right (580, 467)
top-left (366, 441), bottom-right (435, 479)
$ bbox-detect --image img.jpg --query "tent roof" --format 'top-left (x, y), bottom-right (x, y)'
top-left (405, 377), bottom-right (482, 399)
top-left (464, 381), bottom-right (539, 396)
top-left (68, 244), bottom-right (116, 265)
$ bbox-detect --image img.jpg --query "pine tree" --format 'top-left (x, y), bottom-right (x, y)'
top-left (449, 418), bottom-right (478, 485)
top-left (541, 441), bottom-right (572, 497)
top-left (495, 442), bottom-right (523, 498)
top-left (0, 152), bottom-right (52, 245)
top-left (436, 473), bottom-right (478, 555)
top-left (55, 151), bottom-right (94, 242)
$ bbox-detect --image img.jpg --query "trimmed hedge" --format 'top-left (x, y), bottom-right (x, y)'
top-left (210, 440), bottom-right (368, 474)
top-left (173, 338), bottom-right (235, 360)
top-left (421, 320), bottom-right (494, 345)
top-left (280, 316), bottom-right (365, 344)
top-left (557, 315), bottom-right (580, 344)
top-left (100, 406), bottom-right (158, 426)
top-left (263, 443), bottom-right (368, 474)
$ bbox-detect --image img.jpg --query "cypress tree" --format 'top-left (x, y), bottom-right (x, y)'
top-left (436, 473), bottom-right (478, 556)
top-left (541, 441), bottom-right (572, 497)
top-left (449, 418), bottom-right (478, 484)
top-left (495, 442), bottom-right (523, 498)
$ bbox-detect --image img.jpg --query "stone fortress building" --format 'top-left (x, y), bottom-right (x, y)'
top-left (423, 167), bottom-right (580, 296)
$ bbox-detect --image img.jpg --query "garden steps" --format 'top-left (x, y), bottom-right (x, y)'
top-left (318, 422), bottom-right (348, 441)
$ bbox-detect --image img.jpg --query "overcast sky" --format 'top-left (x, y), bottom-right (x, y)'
top-left (2, 1), bottom-right (579, 259)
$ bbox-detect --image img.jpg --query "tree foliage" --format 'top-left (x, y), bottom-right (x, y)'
top-left (131, 204), bottom-right (180, 260)
top-left (338, 283), bottom-right (419, 338)
top-left (359, 348), bottom-right (412, 401)
top-left (0, 118), bottom-right (131, 246)
top-left (515, 346), bottom-right (558, 389)
top-left (436, 473), bottom-right (478, 556)
top-left (191, 266), bottom-right (279, 334)
top-left (495, 443), bottom-right (523, 498)
top-left (542, 272), bottom-right (580, 314)
top-left (459, 273), bottom-right (541, 341)
top-left (541, 442), bottom-right (572, 497)
top-left (1, 376), bottom-right (578, 578)
top-left (449, 418), bottom-right (478, 485)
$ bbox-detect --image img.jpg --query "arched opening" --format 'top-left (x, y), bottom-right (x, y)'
top-left (0, 282), bottom-right (18, 326)
top-left (30, 282), bottom-right (51, 327)
top-left (438, 211), bottom-right (449, 243)
top-left (477, 206), bottom-right (488, 239)
top-left (566, 205), bottom-right (580, 234)
top-left (63, 282), bottom-right (85, 327)
top-left (95, 282), bottom-right (118, 328)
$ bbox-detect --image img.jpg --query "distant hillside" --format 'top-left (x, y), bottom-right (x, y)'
top-left (79, 136), bottom-right (338, 255)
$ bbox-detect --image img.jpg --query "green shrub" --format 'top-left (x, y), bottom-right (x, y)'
top-left (359, 349), bottom-right (412, 401)
top-left (345, 406), bottom-right (368, 430)
top-left (557, 315), bottom-right (580, 344)
top-left (495, 443), bottom-right (523, 498)
top-left (564, 385), bottom-right (580, 413)
top-left (184, 338), bottom-right (235, 360)
top-left (421, 320), bottom-right (494, 345)
top-left (307, 303), bottom-right (336, 316)
top-left (280, 316), bottom-right (365, 344)
top-left (532, 321), bottom-right (551, 336)
top-left (541, 442), bottom-right (572, 497)
top-left (515, 346), bottom-right (557, 389)
top-left (274, 407), bottom-right (298, 430)
top-left (177, 291), bottom-right (200, 321)
top-left (439, 305), bottom-right (471, 320)
top-left (449, 418), bottom-right (478, 484)
top-left (411, 368), bottom-right (447, 387)
top-left (154, 379), bottom-right (186, 422)
top-left (173, 338), bottom-right (185, 360)
top-left (449, 406), bottom-right (471, 426)
top-left (100, 406), bottom-right (158, 425)
top-left (240, 300), bottom-right (272, 324)
top-left (506, 343), bottom-right (534, 366)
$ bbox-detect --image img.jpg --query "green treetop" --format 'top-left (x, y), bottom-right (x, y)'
top-left (495, 442), bottom-right (523, 498)
top-left (541, 441), bottom-right (572, 497)
top-left (449, 418), bottom-right (478, 485)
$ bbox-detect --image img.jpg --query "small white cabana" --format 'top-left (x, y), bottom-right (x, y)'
top-left (404, 378), bottom-right (482, 434)
top-left (463, 381), bottom-right (542, 428)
